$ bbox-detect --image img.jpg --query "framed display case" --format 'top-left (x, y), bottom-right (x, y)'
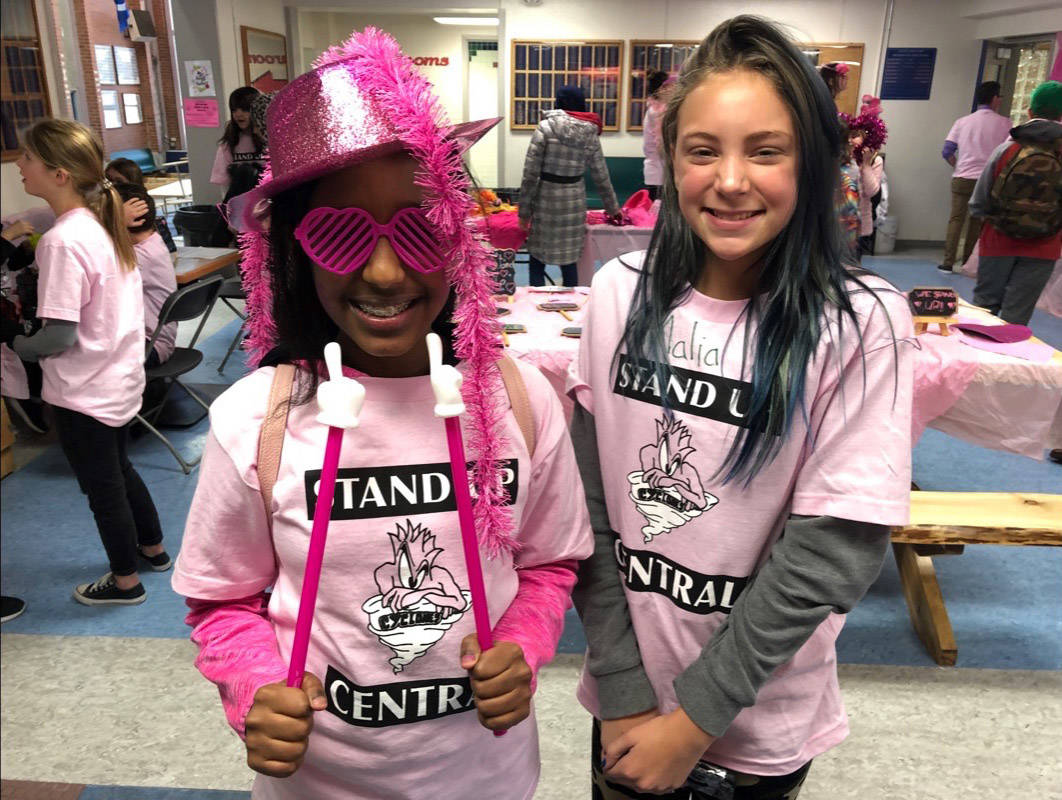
top-left (626, 40), bottom-right (698, 130)
top-left (510, 39), bottom-right (623, 131)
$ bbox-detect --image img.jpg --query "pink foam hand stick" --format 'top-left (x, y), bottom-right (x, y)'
top-left (426, 332), bottom-right (505, 737)
top-left (287, 342), bottom-right (366, 689)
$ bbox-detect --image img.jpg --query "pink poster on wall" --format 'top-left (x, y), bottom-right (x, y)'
top-left (183, 97), bottom-right (219, 127)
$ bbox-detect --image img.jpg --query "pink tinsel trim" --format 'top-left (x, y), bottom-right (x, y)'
top-left (239, 161), bottom-right (277, 366)
top-left (338, 28), bottom-right (513, 557)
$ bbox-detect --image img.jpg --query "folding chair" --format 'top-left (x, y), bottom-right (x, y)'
top-left (134, 275), bottom-right (223, 473)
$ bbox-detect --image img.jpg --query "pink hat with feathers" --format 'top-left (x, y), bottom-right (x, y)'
top-left (238, 28), bottom-right (513, 556)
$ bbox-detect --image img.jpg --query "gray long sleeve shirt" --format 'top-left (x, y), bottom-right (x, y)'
top-left (569, 402), bottom-right (890, 737)
top-left (12, 319), bottom-right (78, 362)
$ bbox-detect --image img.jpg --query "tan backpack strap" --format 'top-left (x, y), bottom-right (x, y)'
top-left (497, 355), bottom-right (536, 459)
top-left (258, 364), bottom-right (296, 526)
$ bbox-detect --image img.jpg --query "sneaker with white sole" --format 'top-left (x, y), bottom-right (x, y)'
top-left (936, 264), bottom-right (954, 274)
top-left (138, 547), bottom-right (172, 572)
top-left (1, 595), bottom-right (26, 623)
top-left (73, 572), bottom-right (146, 606)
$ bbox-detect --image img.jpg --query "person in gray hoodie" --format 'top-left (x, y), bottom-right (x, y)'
top-left (967, 80), bottom-right (1062, 325)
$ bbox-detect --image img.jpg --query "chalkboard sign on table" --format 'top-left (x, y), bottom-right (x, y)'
top-left (492, 249), bottom-right (517, 297)
top-left (909, 287), bottom-right (958, 317)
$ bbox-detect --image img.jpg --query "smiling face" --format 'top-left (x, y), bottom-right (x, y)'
top-left (672, 69), bottom-right (799, 298)
top-left (232, 108), bottom-right (251, 130)
top-left (306, 153), bottom-right (451, 377)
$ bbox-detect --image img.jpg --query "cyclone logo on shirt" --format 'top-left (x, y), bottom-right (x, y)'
top-left (362, 521), bottom-right (470, 672)
top-left (628, 417), bottom-right (718, 542)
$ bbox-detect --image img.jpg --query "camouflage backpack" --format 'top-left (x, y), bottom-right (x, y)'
top-left (988, 139), bottom-right (1062, 239)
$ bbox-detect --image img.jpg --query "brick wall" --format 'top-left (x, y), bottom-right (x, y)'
top-left (150, 0), bottom-right (182, 148)
top-left (71, 0), bottom-right (176, 156)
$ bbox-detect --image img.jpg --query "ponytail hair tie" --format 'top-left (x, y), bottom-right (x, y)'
top-left (101, 178), bottom-right (114, 190)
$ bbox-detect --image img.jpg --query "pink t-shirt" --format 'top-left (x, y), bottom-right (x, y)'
top-left (567, 254), bottom-right (913, 776)
top-left (135, 232), bottom-right (177, 363)
top-left (210, 132), bottom-right (263, 186)
top-left (36, 208), bottom-right (145, 427)
top-left (946, 108), bottom-right (1012, 179)
top-left (172, 358), bottom-right (592, 800)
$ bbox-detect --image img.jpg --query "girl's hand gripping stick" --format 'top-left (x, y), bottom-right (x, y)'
top-left (426, 333), bottom-right (505, 737)
top-left (287, 342), bottom-right (365, 689)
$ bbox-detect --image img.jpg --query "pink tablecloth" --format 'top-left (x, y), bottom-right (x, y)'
top-left (503, 291), bottom-right (1062, 460)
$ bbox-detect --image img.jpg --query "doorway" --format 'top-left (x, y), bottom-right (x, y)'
top-left (979, 36), bottom-right (1056, 124)
top-left (465, 38), bottom-right (499, 187)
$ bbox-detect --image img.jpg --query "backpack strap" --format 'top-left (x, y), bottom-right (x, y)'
top-left (497, 355), bottom-right (536, 459)
top-left (258, 363), bottom-right (295, 528)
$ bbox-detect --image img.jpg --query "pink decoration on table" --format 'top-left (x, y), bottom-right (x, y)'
top-left (287, 343), bottom-right (366, 688)
top-left (958, 333), bottom-right (1057, 363)
top-left (476, 211), bottom-right (528, 250)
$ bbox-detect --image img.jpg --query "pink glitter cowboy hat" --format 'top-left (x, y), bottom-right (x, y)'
top-left (239, 59), bottom-right (499, 229)
top-left (238, 28), bottom-right (514, 555)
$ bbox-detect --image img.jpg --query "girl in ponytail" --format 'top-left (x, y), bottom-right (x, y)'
top-left (14, 118), bottom-right (167, 607)
top-left (23, 119), bottom-right (136, 268)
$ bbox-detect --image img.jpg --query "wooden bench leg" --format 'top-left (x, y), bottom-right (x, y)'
top-left (892, 542), bottom-right (958, 666)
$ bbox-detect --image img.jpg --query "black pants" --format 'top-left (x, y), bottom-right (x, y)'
top-left (22, 359), bottom-right (42, 398)
top-left (591, 719), bottom-right (810, 800)
top-left (52, 406), bottom-right (163, 577)
top-left (529, 255), bottom-right (578, 287)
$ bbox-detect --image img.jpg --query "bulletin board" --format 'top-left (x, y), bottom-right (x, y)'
top-left (510, 39), bottom-right (623, 131)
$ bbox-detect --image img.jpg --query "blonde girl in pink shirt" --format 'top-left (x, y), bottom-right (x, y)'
top-left (171, 29), bottom-right (591, 799)
top-left (13, 119), bottom-right (168, 607)
top-left (569, 16), bottom-right (913, 798)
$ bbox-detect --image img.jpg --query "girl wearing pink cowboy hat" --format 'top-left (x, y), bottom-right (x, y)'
top-left (171, 28), bottom-right (591, 799)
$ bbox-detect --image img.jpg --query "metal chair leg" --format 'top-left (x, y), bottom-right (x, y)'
top-left (218, 320), bottom-right (247, 373)
top-left (175, 379), bottom-right (212, 412)
top-left (134, 413), bottom-right (201, 474)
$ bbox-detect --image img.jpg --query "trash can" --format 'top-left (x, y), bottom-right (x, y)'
top-left (876, 215), bottom-right (898, 254)
top-left (173, 204), bottom-right (225, 247)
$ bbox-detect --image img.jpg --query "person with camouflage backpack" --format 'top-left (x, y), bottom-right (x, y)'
top-left (968, 80), bottom-right (1062, 325)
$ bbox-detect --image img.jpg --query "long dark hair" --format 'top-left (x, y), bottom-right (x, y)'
top-left (618, 15), bottom-right (898, 484)
top-left (264, 180), bottom-right (457, 404)
top-left (219, 86), bottom-right (266, 152)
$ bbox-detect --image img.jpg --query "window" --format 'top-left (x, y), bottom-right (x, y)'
top-left (510, 40), bottom-right (623, 131)
top-left (114, 46), bottom-right (140, 85)
top-left (101, 90), bottom-right (121, 128)
top-left (122, 92), bottom-right (141, 124)
top-left (94, 45), bottom-right (116, 85)
top-left (626, 41), bottom-right (698, 130)
top-left (1, 0), bottom-right (52, 160)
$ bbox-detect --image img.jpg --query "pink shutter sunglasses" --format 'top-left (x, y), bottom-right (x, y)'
top-left (294, 206), bottom-right (447, 275)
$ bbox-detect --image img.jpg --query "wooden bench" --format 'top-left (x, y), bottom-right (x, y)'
top-left (890, 492), bottom-right (1062, 666)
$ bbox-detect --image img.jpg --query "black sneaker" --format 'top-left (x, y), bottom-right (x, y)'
top-left (73, 573), bottom-right (146, 606)
top-left (1, 595), bottom-right (26, 623)
top-left (936, 264), bottom-right (954, 274)
top-left (7, 397), bottom-right (48, 434)
top-left (138, 547), bottom-right (173, 572)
